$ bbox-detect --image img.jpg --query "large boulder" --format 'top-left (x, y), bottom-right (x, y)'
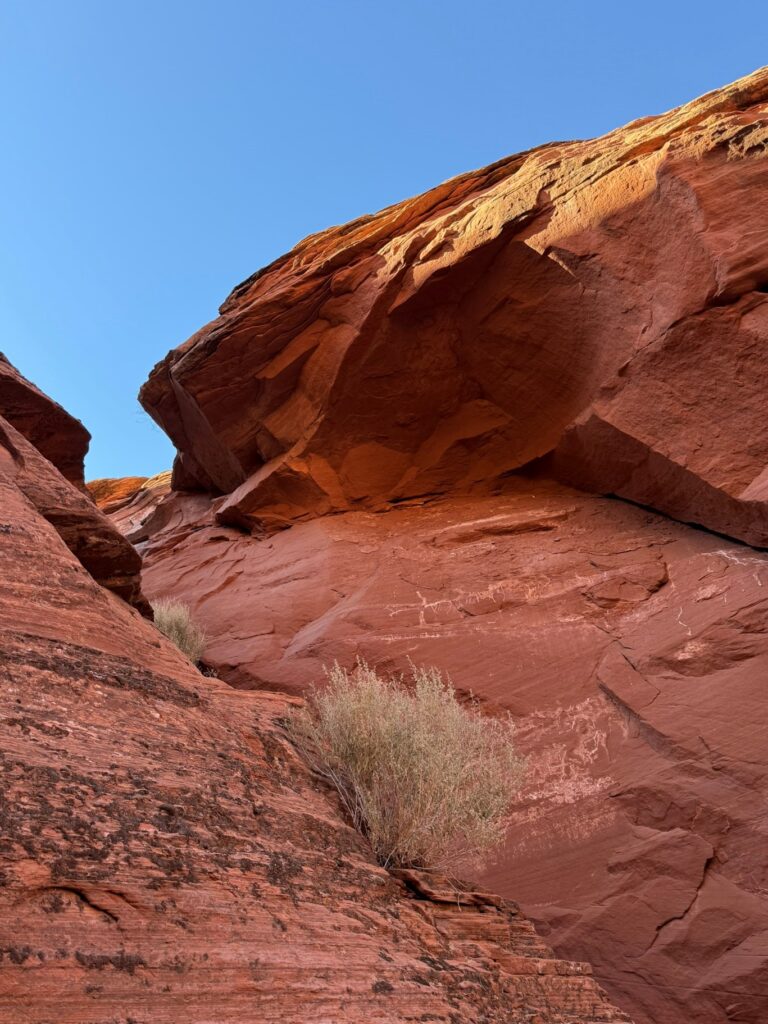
top-left (139, 68), bottom-right (768, 544)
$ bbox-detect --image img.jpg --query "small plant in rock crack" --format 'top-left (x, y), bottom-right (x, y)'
top-left (151, 599), bottom-right (207, 665)
top-left (289, 660), bottom-right (525, 873)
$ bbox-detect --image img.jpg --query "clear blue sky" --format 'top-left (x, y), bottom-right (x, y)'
top-left (1, 1), bottom-right (765, 480)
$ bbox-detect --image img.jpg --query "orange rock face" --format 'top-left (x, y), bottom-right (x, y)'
top-left (87, 474), bottom-right (149, 507)
top-left (141, 69), bottom-right (768, 545)
top-left (0, 353), bottom-right (89, 488)
top-left (0, 355), bottom-right (147, 612)
top-left (112, 478), bottom-right (768, 1024)
top-left (0, 372), bottom-right (631, 1023)
top-left (114, 67), bottom-right (768, 1024)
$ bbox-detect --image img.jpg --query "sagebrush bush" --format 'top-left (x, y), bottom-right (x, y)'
top-left (290, 661), bottom-right (524, 871)
top-left (152, 599), bottom-right (207, 665)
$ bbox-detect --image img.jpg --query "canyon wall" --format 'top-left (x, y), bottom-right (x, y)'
top-left (95, 67), bottom-right (768, 1024)
top-left (98, 475), bottom-right (768, 1024)
top-left (0, 361), bottom-right (631, 1022)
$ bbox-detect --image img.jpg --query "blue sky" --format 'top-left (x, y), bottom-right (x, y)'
top-left (1, 1), bottom-right (765, 480)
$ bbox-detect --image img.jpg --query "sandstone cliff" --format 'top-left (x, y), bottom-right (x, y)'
top-left (140, 69), bottom-right (768, 547)
top-left (1, 363), bottom-right (630, 1021)
top-left (99, 67), bottom-right (768, 1024)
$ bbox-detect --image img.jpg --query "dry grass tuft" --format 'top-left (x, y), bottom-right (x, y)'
top-left (290, 661), bottom-right (524, 872)
top-left (152, 599), bottom-right (207, 665)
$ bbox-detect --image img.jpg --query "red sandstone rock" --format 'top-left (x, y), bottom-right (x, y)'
top-left (140, 69), bottom-right (768, 544)
top-left (0, 385), bottom-right (630, 1023)
top-left (103, 66), bottom-right (768, 1024)
top-left (115, 478), bottom-right (768, 1024)
top-left (87, 474), bottom-right (148, 507)
top-left (0, 352), bottom-right (90, 488)
top-left (0, 360), bottom-right (147, 612)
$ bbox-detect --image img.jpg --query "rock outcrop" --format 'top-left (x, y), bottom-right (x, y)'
top-left (103, 67), bottom-right (768, 1024)
top-left (87, 475), bottom-right (149, 507)
top-left (0, 371), bottom-right (631, 1023)
top-left (0, 355), bottom-right (147, 612)
top-left (87, 472), bottom-right (173, 546)
top-left (140, 68), bottom-right (768, 545)
top-left (0, 354), bottom-right (89, 489)
top-left (102, 476), bottom-right (768, 1024)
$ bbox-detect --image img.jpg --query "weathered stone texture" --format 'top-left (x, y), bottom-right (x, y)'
top-left (0, 358), bottom-right (147, 611)
top-left (0, 353), bottom-right (90, 488)
top-left (1, 379), bottom-right (630, 1022)
top-left (107, 67), bottom-right (768, 1024)
top-left (112, 478), bottom-right (768, 1024)
top-left (139, 70), bottom-right (768, 546)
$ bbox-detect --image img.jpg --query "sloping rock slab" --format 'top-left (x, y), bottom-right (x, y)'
top-left (127, 477), bottom-right (768, 1024)
top-left (0, 401), bottom-right (630, 1022)
top-left (0, 409), bottom-right (146, 613)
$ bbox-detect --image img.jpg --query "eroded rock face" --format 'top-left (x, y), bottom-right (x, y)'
top-left (140, 69), bottom-right (768, 544)
top-left (0, 353), bottom-right (90, 488)
top-left (0, 358), bottom-right (147, 612)
top-left (87, 474), bottom-right (149, 506)
top-left (0, 385), bottom-right (630, 1023)
top-left (108, 477), bottom-right (768, 1024)
top-left (102, 67), bottom-right (768, 1024)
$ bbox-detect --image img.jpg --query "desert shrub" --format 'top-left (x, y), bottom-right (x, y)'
top-left (290, 661), bottom-right (524, 871)
top-left (152, 599), bottom-right (207, 665)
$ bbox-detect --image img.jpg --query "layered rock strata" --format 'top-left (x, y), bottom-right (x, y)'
top-left (98, 66), bottom-right (768, 1024)
top-left (1, 373), bottom-right (631, 1023)
top-left (139, 69), bottom-right (768, 545)
top-left (101, 475), bottom-right (768, 1024)
top-left (0, 354), bottom-right (89, 488)
top-left (0, 355), bottom-right (146, 611)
